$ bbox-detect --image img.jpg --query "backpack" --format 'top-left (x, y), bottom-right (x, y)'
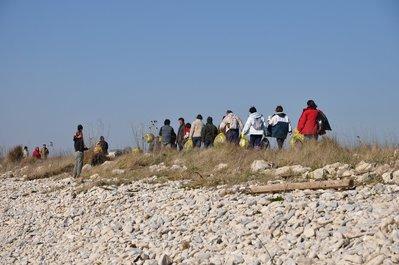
top-left (253, 116), bottom-right (264, 131)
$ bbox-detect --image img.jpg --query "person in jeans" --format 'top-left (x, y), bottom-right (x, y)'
top-left (201, 116), bottom-right (219, 148)
top-left (176, 118), bottom-right (185, 151)
top-left (73, 124), bottom-right (87, 178)
top-left (267, 105), bottom-right (292, 149)
top-left (297, 100), bottom-right (320, 140)
top-left (242, 107), bottom-right (266, 149)
top-left (159, 119), bottom-right (176, 148)
top-left (219, 110), bottom-right (243, 145)
top-left (190, 115), bottom-right (204, 148)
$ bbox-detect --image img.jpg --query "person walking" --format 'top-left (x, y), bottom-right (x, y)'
top-left (32, 147), bottom-right (41, 159)
top-left (219, 110), bottom-right (243, 144)
top-left (267, 106), bottom-right (292, 149)
top-left (176, 118), bottom-right (185, 151)
top-left (159, 119), bottom-right (176, 148)
top-left (297, 100), bottom-right (320, 140)
top-left (201, 116), bottom-right (219, 148)
top-left (242, 107), bottom-right (266, 149)
top-left (190, 115), bottom-right (204, 148)
top-left (23, 146), bottom-right (29, 158)
top-left (73, 124), bottom-right (87, 178)
top-left (40, 144), bottom-right (49, 159)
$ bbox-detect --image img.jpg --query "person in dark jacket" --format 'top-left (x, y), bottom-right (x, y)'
top-left (159, 119), bottom-right (176, 148)
top-left (73, 124), bottom-right (87, 178)
top-left (267, 106), bottom-right (292, 149)
top-left (201, 117), bottom-right (219, 148)
top-left (98, 136), bottom-right (109, 155)
top-left (176, 118), bottom-right (185, 151)
top-left (297, 100), bottom-right (320, 140)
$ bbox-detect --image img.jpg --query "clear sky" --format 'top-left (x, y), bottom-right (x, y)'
top-left (0, 1), bottom-right (398, 152)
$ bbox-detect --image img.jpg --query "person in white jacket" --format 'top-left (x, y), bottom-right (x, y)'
top-left (242, 107), bottom-right (266, 149)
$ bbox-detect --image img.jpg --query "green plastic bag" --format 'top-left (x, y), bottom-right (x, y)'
top-left (214, 133), bottom-right (227, 147)
top-left (290, 129), bottom-right (305, 147)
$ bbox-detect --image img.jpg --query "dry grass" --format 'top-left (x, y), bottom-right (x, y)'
top-left (2, 137), bottom-right (398, 190)
top-left (25, 156), bottom-right (74, 180)
top-left (82, 137), bottom-right (398, 188)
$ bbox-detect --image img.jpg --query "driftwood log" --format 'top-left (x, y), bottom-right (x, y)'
top-left (250, 179), bottom-right (354, 194)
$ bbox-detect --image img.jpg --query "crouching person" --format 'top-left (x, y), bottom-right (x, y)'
top-left (267, 106), bottom-right (292, 149)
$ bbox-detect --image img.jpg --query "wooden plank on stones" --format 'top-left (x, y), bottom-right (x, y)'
top-left (250, 179), bottom-right (354, 194)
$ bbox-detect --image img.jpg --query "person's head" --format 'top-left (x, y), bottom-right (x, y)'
top-left (178, 117), bottom-right (185, 125)
top-left (275, 105), bottom-right (284, 113)
top-left (164, 119), bottom-right (171, 125)
top-left (196, 114), bottom-right (203, 120)
top-left (226, 110), bottom-right (233, 114)
top-left (249, 106), bottom-right (257, 113)
top-left (77, 124), bottom-right (83, 131)
top-left (43, 144), bottom-right (46, 148)
top-left (207, 116), bottom-right (213, 124)
top-left (186, 123), bottom-right (191, 128)
top-left (35, 147), bottom-right (39, 151)
top-left (307, 100), bottom-right (317, 109)
top-left (24, 146), bottom-right (28, 150)
top-left (100, 136), bottom-right (105, 141)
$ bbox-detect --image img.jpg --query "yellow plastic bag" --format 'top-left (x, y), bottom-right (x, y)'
top-left (131, 147), bottom-right (143, 155)
top-left (184, 139), bottom-right (194, 151)
top-left (214, 133), bottom-right (227, 147)
top-left (239, 135), bottom-right (249, 148)
top-left (290, 129), bottom-right (305, 147)
top-left (93, 144), bottom-right (103, 154)
top-left (144, 133), bottom-right (155, 143)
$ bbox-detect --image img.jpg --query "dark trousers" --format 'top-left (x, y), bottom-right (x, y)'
top-left (276, 138), bottom-right (285, 149)
top-left (204, 140), bottom-right (213, 148)
top-left (304, 135), bottom-right (319, 141)
top-left (226, 129), bottom-right (239, 144)
top-left (192, 137), bottom-right (202, 148)
top-left (250, 135), bottom-right (263, 149)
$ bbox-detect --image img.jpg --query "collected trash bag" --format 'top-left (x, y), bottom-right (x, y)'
top-left (131, 147), bottom-right (143, 155)
top-left (93, 144), bottom-right (103, 154)
top-left (239, 135), bottom-right (249, 148)
top-left (144, 133), bottom-right (155, 143)
top-left (184, 139), bottom-right (194, 151)
top-left (214, 133), bottom-right (227, 147)
top-left (290, 129), bottom-right (305, 147)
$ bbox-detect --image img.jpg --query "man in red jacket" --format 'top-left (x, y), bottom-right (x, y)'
top-left (297, 100), bottom-right (320, 140)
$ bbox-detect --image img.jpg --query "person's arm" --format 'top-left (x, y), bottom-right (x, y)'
top-left (242, 118), bottom-right (251, 135)
top-left (201, 126), bottom-right (205, 142)
top-left (219, 118), bottom-right (226, 131)
top-left (297, 111), bottom-right (307, 133)
top-left (159, 127), bottom-right (163, 136)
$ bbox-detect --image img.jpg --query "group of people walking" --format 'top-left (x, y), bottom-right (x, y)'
top-left (71, 99), bottom-right (330, 179)
top-left (22, 144), bottom-right (49, 160)
top-left (158, 100), bottom-right (329, 150)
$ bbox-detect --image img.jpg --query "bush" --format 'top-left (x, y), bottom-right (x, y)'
top-left (7, 145), bottom-right (24, 163)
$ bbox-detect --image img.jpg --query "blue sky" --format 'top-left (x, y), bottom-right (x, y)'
top-left (0, 1), bottom-right (398, 151)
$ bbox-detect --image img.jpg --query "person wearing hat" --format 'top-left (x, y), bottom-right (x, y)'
top-left (190, 114), bottom-right (204, 148)
top-left (297, 100), bottom-right (320, 140)
top-left (267, 105), bottom-right (292, 149)
top-left (73, 124), bottom-right (88, 178)
top-left (219, 110), bottom-right (243, 145)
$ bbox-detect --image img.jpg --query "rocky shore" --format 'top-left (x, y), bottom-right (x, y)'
top-left (0, 169), bottom-right (398, 265)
